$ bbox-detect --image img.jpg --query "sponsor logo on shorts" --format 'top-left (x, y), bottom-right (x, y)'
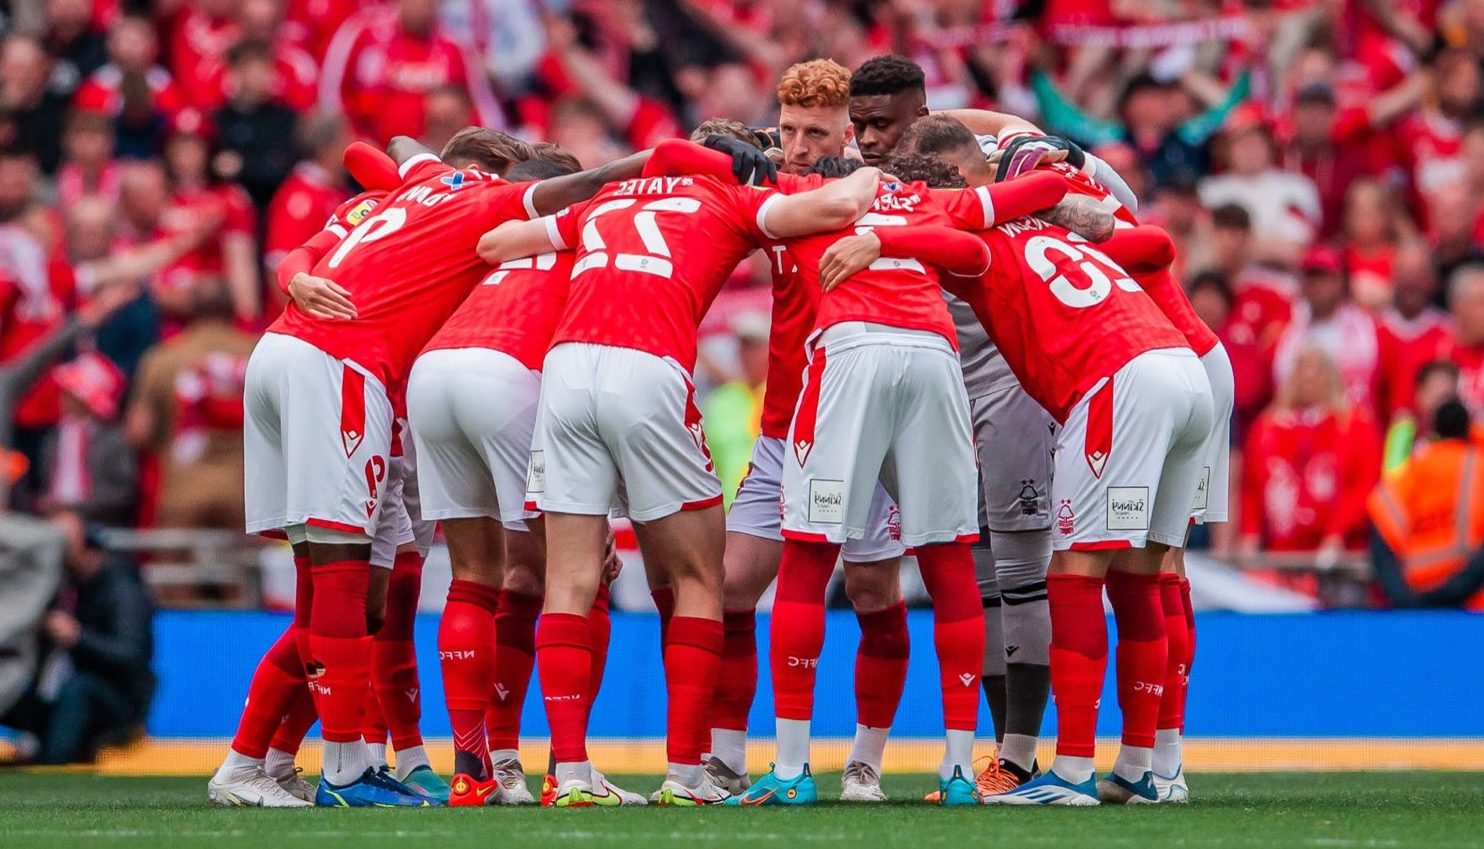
top-left (1192, 466), bottom-right (1211, 512)
top-left (808, 479), bottom-right (844, 524)
top-left (1018, 480), bottom-right (1042, 517)
top-left (1055, 499), bottom-right (1075, 535)
top-left (787, 656), bottom-right (818, 668)
top-left (1106, 486), bottom-right (1150, 531)
top-left (526, 450), bottom-right (546, 494)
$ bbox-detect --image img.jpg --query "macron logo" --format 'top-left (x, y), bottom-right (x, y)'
top-left (1085, 449), bottom-right (1107, 479)
top-left (958, 673), bottom-right (975, 687)
top-left (494, 683), bottom-right (509, 701)
top-left (794, 439), bottom-right (813, 465)
top-left (343, 428), bottom-right (363, 458)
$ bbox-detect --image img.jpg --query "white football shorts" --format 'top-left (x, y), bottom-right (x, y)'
top-left (244, 332), bottom-right (392, 538)
top-left (408, 347), bottom-right (540, 531)
top-left (529, 342), bottom-right (722, 522)
top-left (729, 434), bottom-right (906, 562)
top-left (782, 323), bottom-right (978, 547)
top-left (1051, 347), bottom-right (1215, 551)
top-left (1193, 342), bottom-right (1235, 524)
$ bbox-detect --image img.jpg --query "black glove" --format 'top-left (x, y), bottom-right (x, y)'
top-left (994, 133), bottom-right (1087, 182)
top-left (703, 134), bottom-right (778, 186)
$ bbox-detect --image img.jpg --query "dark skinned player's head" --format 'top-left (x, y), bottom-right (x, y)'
top-left (848, 55), bottom-right (928, 168)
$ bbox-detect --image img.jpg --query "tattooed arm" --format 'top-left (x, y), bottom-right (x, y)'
top-left (1039, 195), bottom-right (1116, 243)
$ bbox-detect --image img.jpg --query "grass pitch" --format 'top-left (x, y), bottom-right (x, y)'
top-left (2, 771), bottom-right (1481, 849)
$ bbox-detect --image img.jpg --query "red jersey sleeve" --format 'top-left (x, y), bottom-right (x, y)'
top-left (546, 199), bottom-right (595, 252)
top-left (643, 139), bottom-right (738, 181)
top-left (874, 225), bottom-right (991, 277)
top-left (933, 172), bottom-right (1067, 231)
top-left (717, 184), bottom-right (781, 245)
top-left (1096, 225), bottom-right (1176, 274)
top-left (397, 153), bottom-right (451, 186)
top-left (344, 141), bottom-right (401, 191)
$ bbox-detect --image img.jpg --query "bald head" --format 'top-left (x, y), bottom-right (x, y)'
top-left (1450, 264), bottom-right (1484, 346)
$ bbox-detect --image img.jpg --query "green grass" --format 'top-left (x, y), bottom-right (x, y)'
top-left (3, 772), bottom-right (1482, 849)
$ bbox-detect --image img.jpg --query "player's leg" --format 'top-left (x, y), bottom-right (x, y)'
top-left (528, 343), bottom-right (623, 807)
top-left (1101, 352), bottom-right (1214, 805)
top-left (706, 435), bottom-right (789, 791)
top-left (979, 386), bottom-right (1058, 788)
top-left (883, 342), bottom-right (982, 806)
top-left (838, 491), bottom-right (907, 803)
top-left (733, 339), bottom-right (893, 807)
top-left (488, 522), bottom-right (544, 804)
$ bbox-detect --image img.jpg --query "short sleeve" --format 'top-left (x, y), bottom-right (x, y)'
top-left (933, 186), bottom-right (995, 231)
top-left (547, 198), bottom-right (593, 252)
top-left (398, 153), bottom-right (449, 184)
top-left (721, 184), bottom-right (782, 244)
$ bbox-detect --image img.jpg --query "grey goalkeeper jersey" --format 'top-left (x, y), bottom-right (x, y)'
top-left (946, 292), bottom-right (1020, 399)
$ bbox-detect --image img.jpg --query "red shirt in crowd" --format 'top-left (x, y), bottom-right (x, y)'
top-left (1377, 306), bottom-right (1453, 418)
top-left (319, 5), bottom-right (500, 144)
top-left (73, 64), bottom-right (186, 117)
top-left (0, 224), bottom-right (78, 429)
top-left (167, 6), bottom-right (241, 109)
top-left (156, 183), bottom-right (256, 297)
top-left (1241, 405), bottom-right (1381, 550)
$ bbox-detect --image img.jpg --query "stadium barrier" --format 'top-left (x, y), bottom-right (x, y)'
top-left (81, 609), bottom-right (1484, 775)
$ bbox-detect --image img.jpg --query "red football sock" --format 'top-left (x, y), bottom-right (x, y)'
top-left (269, 686), bottom-right (318, 755)
top-left (441, 579), bottom-right (500, 767)
top-left (1181, 577), bottom-right (1196, 733)
top-left (586, 584), bottom-right (612, 720)
top-left (854, 601), bottom-right (910, 729)
top-left (292, 554), bottom-right (313, 666)
top-left (1105, 570), bottom-right (1168, 748)
top-left (770, 540), bottom-right (839, 721)
top-left (536, 612), bottom-right (591, 763)
top-left (665, 616), bottom-right (723, 765)
top-left (711, 609), bottom-right (757, 732)
top-left (1157, 573), bottom-right (1190, 733)
top-left (1047, 573), bottom-right (1108, 758)
top-left (915, 543), bottom-right (985, 731)
top-left (487, 588), bottom-right (541, 752)
top-left (231, 626), bottom-right (305, 758)
top-left (374, 551), bottom-right (424, 751)
top-left (361, 682), bottom-right (387, 749)
top-left (308, 559), bottom-right (372, 744)
top-left (651, 586), bottom-right (675, 647)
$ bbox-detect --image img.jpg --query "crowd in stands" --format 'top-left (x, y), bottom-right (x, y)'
top-left (4, 0), bottom-right (1484, 607)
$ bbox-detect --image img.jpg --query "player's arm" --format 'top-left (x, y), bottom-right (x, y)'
top-left (343, 140), bottom-right (401, 190)
top-left (478, 217), bottom-right (561, 265)
top-left (524, 150), bottom-right (653, 216)
top-left (1039, 195), bottom-right (1117, 243)
top-left (936, 108), bottom-right (1044, 141)
top-left (1093, 224), bottom-right (1177, 275)
top-left (387, 135), bottom-right (437, 169)
top-left (819, 225), bottom-right (990, 291)
top-left (758, 166), bottom-right (882, 239)
top-left (276, 229), bottom-right (358, 320)
top-left (644, 137), bottom-right (777, 186)
top-left (939, 171), bottom-right (1069, 231)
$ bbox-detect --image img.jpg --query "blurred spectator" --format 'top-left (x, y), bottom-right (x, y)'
top-left (319, 0), bottom-right (501, 144)
top-left (1426, 181), bottom-right (1484, 282)
top-left (263, 111), bottom-right (352, 281)
top-left (38, 353), bottom-right (136, 528)
top-left (73, 14), bottom-right (185, 126)
top-left (126, 281), bottom-right (255, 530)
top-left (155, 110), bottom-right (258, 323)
top-left (42, 0), bottom-right (109, 91)
top-left (1279, 82), bottom-right (1380, 239)
top-left (421, 84), bottom-right (476, 155)
top-left (0, 532), bottom-right (155, 765)
top-left (702, 312), bottom-right (769, 504)
top-left (1441, 265), bottom-right (1484, 417)
top-left (0, 35), bottom-right (72, 173)
top-left (211, 40), bottom-right (301, 210)
top-left (1272, 245), bottom-right (1385, 416)
top-left (168, 0), bottom-right (244, 112)
top-left (1378, 243), bottom-right (1452, 420)
top-left (441, 0), bottom-right (546, 93)
top-left (56, 109), bottom-right (121, 206)
top-left (219, 0), bottom-right (321, 112)
top-left (1203, 202), bottom-right (1297, 351)
top-left (1190, 268), bottom-right (1271, 439)
top-left (1383, 360), bottom-right (1466, 471)
top-left (1200, 104), bottom-right (1322, 264)
top-left (1342, 179), bottom-right (1411, 310)
top-left (1369, 398), bottom-right (1484, 609)
top-left (1241, 346), bottom-right (1381, 563)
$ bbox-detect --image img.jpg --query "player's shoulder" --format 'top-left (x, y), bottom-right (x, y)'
top-left (335, 191), bottom-right (384, 226)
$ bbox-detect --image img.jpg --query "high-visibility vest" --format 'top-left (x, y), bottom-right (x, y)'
top-left (1368, 440), bottom-right (1484, 610)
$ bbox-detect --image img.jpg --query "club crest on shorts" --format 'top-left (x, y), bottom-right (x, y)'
top-left (1056, 499), bottom-right (1075, 535)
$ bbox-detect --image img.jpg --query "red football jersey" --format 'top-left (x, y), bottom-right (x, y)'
top-left (270, 155), bottom-right (539, 384)
top-left (755, 173), bottom-right (824, 439)
top-left (157, 184), bottom-right (256, 294)
top-left (948, 217), bottom-right (1189, 423)
top-left (1134, 267), bottom-right (1220, 357)
top-left (264, 163), bottom-right (348, 271)
top-left (422, 250), bottom-right (575, 372)
top-left (546, 175), bottom-right (774, 371)
top-left (789, 181), bottom-right (999, 344)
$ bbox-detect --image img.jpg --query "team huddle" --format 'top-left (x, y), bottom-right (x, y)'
top-left (206, 53), bottom-right (1232, 810)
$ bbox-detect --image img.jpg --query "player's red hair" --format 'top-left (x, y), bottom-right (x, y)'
top-left (776, 59), bottom-right (852, 109)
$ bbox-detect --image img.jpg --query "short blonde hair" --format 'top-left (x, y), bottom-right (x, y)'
top-left (776, 59), bottom-right (852, 109)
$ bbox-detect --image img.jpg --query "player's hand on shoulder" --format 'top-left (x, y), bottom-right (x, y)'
top-left (819, 230), bottom-right (883, 292)
top-left (703, 134), bottom-right (778, 186)
top-left (289, 273), bottom-right (358, 321)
